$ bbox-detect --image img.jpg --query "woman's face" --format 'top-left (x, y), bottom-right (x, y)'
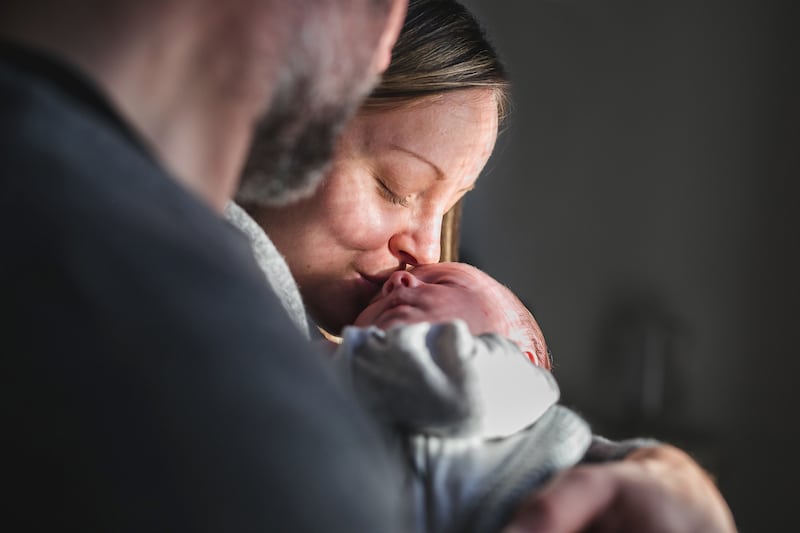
top-left (249, 89), bottom-right (499, 333)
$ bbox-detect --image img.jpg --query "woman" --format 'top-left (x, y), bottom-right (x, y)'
top-left (236, 0), bottom-right (508, 335)
top-left (228, 0), bottom-right (737, 531)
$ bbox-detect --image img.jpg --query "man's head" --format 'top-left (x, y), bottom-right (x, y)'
top-left (236, 0), bottom-right (407, 206)
top-left (0, 0), bottom-right (406, 209)
top-left (354, 262), bottom-right (550, 368)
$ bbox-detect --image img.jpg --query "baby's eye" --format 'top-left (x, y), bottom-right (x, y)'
top-left (376, 180), bottom-right (411, 207)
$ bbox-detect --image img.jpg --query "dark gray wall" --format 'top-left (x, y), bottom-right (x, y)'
top-left (459, 1), bottom-right (798, 530)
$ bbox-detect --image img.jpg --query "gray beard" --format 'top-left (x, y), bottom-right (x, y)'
top-left (233, 0), bottom-right (389, 207)
top-left (236, 89), bottom-right (352, 206)
top-left (237, 56), bottom-right (374, 207)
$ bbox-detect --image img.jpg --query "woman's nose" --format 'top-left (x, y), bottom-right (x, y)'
top-left (388, 217), bottom-right (442, 267)
top-left (381, 269), bottom-right (420, 296)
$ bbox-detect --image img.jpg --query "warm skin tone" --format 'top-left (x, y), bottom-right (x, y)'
top-left (248, 89), bottom-right (499, 333)
top-left (354, 262), bottom-right (549, 368)
top-left (504, 444), bottom-right (737, 532)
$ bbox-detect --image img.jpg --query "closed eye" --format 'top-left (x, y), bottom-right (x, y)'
top-left (376, 179), bottom-right (411, 207)
top-left (435, 278), bottom-right (467, 288)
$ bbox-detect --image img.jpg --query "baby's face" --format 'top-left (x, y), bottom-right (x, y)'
top-left (354, 262), bottom-right (515, 337)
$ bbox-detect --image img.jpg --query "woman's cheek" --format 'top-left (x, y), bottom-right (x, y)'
top-left (333, 198), bottom-right (407, 252)
top-left (323, 166), bottom-right (411, 253)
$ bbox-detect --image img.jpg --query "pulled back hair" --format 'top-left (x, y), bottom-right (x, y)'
top-left (364, 0), bottom-right (509, 122)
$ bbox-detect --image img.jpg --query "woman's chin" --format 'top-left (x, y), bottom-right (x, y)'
top-left (304, 279), bottom-right (379, 335)
top-left (315, 314), bottom-right (349, 337)
top-left (306, 302), bottom-right (350, 337)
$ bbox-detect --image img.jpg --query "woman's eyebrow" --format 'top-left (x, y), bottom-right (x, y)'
top-left (387, 143), bottom-right (443, 179)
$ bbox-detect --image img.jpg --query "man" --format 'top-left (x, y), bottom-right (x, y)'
top-left (1, 0), bottom-right (407, 530)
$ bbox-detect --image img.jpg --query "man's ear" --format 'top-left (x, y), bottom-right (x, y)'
top-left (371, 0), bottom-right (407, 74)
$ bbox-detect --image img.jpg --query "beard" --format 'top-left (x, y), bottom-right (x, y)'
top-left (236, 83), bottom-right (358, 206)
top-left (236, 25), bottom-right (378, 207)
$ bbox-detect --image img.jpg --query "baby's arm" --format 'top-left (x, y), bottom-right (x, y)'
top-left (461, 329), bottom-right (559, 439)
top-left (332, 320), bottom-right (558, 439)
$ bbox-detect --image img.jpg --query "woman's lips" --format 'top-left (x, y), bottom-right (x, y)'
top-left (350, 272), bottom-right (388, 309)
top-left (357, 271), bottom-right (392, 303)
top-left (359, 271), bottom-right (390, 287)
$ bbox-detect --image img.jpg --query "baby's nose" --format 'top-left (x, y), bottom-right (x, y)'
top-left (382, 269), bottom-right (419, 296)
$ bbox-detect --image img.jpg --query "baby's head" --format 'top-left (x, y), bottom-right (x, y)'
top-left (354, 262), bottom-right (550, 369)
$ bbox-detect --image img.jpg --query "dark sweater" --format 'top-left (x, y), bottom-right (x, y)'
top-left (0, 41), bottom-right (406, 532)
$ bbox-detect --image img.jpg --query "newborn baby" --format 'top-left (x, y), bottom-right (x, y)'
top-left (340, 262), bottom-right (558, 439)
top-left (333, 262), bottom-right (593, 532)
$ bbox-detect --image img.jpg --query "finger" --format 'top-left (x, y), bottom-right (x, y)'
top-left (503, 465), bottom-right (621, 533)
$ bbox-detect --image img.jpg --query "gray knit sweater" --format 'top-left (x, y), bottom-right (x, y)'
top-left (224, 202), bottom-right (310, 339)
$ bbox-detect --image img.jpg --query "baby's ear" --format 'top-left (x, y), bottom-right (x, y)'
top-left (522, 347), bottom-right (551, 371)
top-left (523, 351), bottom-right (539, 366)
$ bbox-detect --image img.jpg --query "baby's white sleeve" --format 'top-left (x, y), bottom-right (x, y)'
top-left (333, 322), bottom-right (476, 436)
top-left (333, 320), bottom-right (559, 439)
top-left (465, 329), bottom-right (560, 439)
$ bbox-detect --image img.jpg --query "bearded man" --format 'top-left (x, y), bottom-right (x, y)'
top-left (0, 1), bottom-right (408, 530)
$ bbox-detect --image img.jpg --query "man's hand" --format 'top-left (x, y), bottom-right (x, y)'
top-left (502, 444), bottom-right (737, 533)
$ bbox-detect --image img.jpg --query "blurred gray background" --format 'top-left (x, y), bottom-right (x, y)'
top-left (458, 1), bottom-right (798, 530)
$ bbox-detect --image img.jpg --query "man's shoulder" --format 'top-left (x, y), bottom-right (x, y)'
top-left (0, 46), bottom-right (409, 533)
top-left (0, 55), bottom-right (274, 349)
top-left (0, 60), bottom-right (247, 268)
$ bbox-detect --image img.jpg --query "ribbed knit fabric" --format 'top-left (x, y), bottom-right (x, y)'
top-left (224, 202), bottom-right (311, 339)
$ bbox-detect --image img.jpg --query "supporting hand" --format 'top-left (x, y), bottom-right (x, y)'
top-left (502, 444), bottom-right (737, 533)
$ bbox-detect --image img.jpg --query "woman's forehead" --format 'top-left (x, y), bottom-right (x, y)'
top-left (346, 90), bottom-right (498, 175)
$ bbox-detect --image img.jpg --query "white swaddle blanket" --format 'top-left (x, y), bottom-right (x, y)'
top-left (335, 321), bottom-right (593, 533)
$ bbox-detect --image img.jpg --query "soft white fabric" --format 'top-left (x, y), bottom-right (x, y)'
top-left (411, 406), bottom-right (592, 533)
top-left (336, 321), bottom-right (560, 440)
top-left (224, 202), bottom-right (310, 338)
top-left (335, 321), bottom-right (594, 533)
